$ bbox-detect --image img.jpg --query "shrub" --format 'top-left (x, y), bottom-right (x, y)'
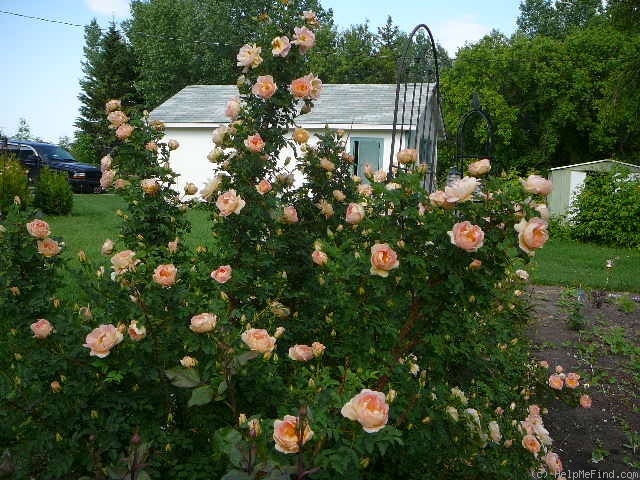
top-left (33, 167), bottom-right (73, 215)
top-left (569, 168), bottom-right (640, 247)
top-left (0, 155), bottom-right (30, 214)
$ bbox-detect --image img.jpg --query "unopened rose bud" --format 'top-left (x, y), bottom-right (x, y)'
top-left (184, 182), bottom-right (198, 195)
top-left (91, 410), bottom-right (99, 419)
top-left (180, 356), bottom-right (198, 368)
top-left (78, 250), bottom-right (87, 262)
top-left (386, 389), bottom-right (397, 404)
top-left (9, 286), bottom-right (20, 296)
top-left (238, 413), bottom-right (247, 425)
top-left (14, 353), bottom-right (22, 360)
top-left (50, 381), bottom-right (62, 393)
top-left (248, 418), bottom-right (261, 437)
top-left (52, 298), bottom-right (61, 308)
top-left (360, 457), bottom-right (370, 468)
top-left (274, 326), bottom-right (285, 338)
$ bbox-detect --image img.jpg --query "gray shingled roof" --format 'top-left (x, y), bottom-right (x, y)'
top-left (150, 84), bottom-right (437, 126)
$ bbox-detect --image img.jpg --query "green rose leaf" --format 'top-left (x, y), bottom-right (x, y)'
top-left (188, 385), bottom-right (214, 407)
top-left (165, 367), bottom-right (201, 388)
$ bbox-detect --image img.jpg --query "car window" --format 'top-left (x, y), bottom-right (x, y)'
top-left (37, 145), bottom-right (77, 162)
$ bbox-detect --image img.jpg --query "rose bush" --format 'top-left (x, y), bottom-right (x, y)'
top-left (0, 3), bottom-right (592, 479)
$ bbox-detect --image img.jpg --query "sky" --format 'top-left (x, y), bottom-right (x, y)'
top-left (0, 0), bottom-right (521, 144)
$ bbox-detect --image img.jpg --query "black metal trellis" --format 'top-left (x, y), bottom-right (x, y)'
top-left (455, 93), bottom-right (494, 175)
top-left (389, 24), bottom-right (443, 192)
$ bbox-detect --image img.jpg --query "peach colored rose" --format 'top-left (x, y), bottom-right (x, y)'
top-left (529, 405), bottom-right (541, 416)
top-left (312, 250), bottom-right (328, 266)
top-left (180, 356), bottom-right (198, 368)
top-left (216, 190), bottom-right (246, 216)
top-left (288, 344), bottom-right (314, 361)
top-left (522, 175), bottom-right (553, 195)
top-left (429, 190), bottom-right (453, 209)
top-left (83, 324), bottom-right (124, 358)
top-left (184, 182), bottom-right (198, 195)
top-left (580, 394), bottom-right (592, 408)
top-left (244, 133), bottom-right (265, 152)
top-left (145, 141), bottom-right (158, 152)
top-left (100, 155), bottom-right (112, 172)
top-left (241, 328), bottom-right (276, 353)
top-left (211, 125), bottom-right (230, 145)
top-left (548, 374), bottom-right (564, 390)
top-left (311, 341), bottom-right (325, 357)
top-left (397, 148), bottom-right (418, 165)
top-left (305, 73), bottom-right (322, 99)
top-left (252, 75), bottom-right (278, 99)
top-left (444, 176), bottom-right (479, 203)
top-left (141, 178), bottom-right (160, 195)
top-left (116, 124), bottom-right (134, 140)
top-left (341, 389), bottom-right (389, 433)
top-left (153, 264), bottom-right (177, 287)
top-left (225, 97), bottom-right (242, 119)
top-left (107, 110), bottom-right (128, 127)
top-left (448, 221), bottom-right (485, 252)
top-left (271, 36), bottom-right (291, 57)
top-left (128, 320), bottom-right (146, 341)
top-left (316, 199), bottom-right (334, 218)
top-left (565, 372), bottom-right (580, 389)
top-left (114, 178), bottom-right (129, 189)
top-left (255, 179), bottom-right (272, 195)
top-left (534, 203), bottom-right (550, 221)
top-left (167, 139), bottom-right (179, 150)
top-left (370, 243), bottom-right (399, 277)
top-left (293, 128), bottom-right (310, 144)
top-left (515, 217), bottom-right (549, 255)
top-left (31, 319), bottom-right (54, 339)
top-left (211, 265), bottom-right (232, 284)
top-left (302, 10), bottom-right (318, 24)
top-left (544, 452), bottom-right (563, 474)
top-left (274, 326), bottom-right (286, 338)
top-left (37, 238), bottom-right (61, 257)
top-left (468, 158), bottom-right (491, 176)
top-left (201, 176), bottom-right (223, 201)
top-left (236, 43), bottom-right (262, 69)
top-left (282, 206), bottom-right (299, 224)
top-left (521, 434), bottom-right (541, 454)
top-left (105, 99), bottom-right (121, 113)
top-left (319, 158), bottom-right (335, 171)
top-left (26, 219), bottom-right (50, 238)
top-left (190, 313), bottom-right (217, 333)
top-left (345, 203), bottom-right (365, 225)
top-left (469, 259), bottom-right (482, 270)
top-left (290, 76), bottom-right (313, 99)
top-left (292, 26), bottom-right (315, 54)
top-left (273, 415), bottom-right (313, 453)
top-left (110, 250), bottom-right (139, 274)
top-left (556, 365), bottom-right (564, 373)
top-left (358, 184), bottom-right (373, 196)
top-left (100, 169), bottom-right (116, 189)
top-left (270, 301), bottom-right (291, 318)
top-left (168, 238), bottom-right (179, 253)
top-left (373, 169), bottom-right (387, 183)
top-left (51, 380), bottom-right (62, 393)
top-left (488, 421), bottom-right (502, 443)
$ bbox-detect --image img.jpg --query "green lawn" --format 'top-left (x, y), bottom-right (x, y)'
top-left (532, 238), bottom-right (639, 293)
top-left (47, 196), bottom-right (639, 293)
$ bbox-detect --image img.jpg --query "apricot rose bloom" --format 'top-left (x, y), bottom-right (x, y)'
top-left (565, 372), bottom-right (580, 389)
top-left (544, 452), bottom-right (563, 474)
top-left (271, 35), bottom-right (291, 57)
top-left (111, 250), bottom-right (139, 274)
top-left (311, 250), bottom-right (328, 266)
top-left (288, 344), bottom-right (314, 361)
top-left (293, 128), bottom-right (310, 144)
top-left (282, 206), bottom-right (299, 224)
top-left (201, 176), bottom-right (223, 201)
top-left (241, 328), bottom-right (276, 353)
top-left (468, 158), bottom-right (491, 176)
top-left (515, 217), bottom-right (549, 255)
top-left (115, 124), bottom-right (134, 140)
top-left (311, 341), bottom-right (325, 357)
top-left (332, 189), bottom-right (346, 201)
top-left (341, 389), bottom-right (389, 433)
top-left (290, 76), bottom-right (313, 99)
top-left (225, 97), bottom-right (242, 119)
top-left (522, 434), bottom-right (541, 455)
top-left (100, 169), bottom-right (116, 189)
top-left (36, 237), bottom-right (61, 257)
top-left (370, 243), bottom-right (399, 277)
top-left (548, 374), bottom-right (564, 390)
top-left (211, 265), bottom-right (232, 283)
top-left (141, 178), bottom-right (160, 195)
top-left (244, 133), bottom-right (266, 152)
top-left (448, 221), bottom-right (485, 253)
top-left (256, 179), bottom-right (272, 195)
top-left (105, 99), bottom-right (121, 113)
top-left (216, 189), bottom-right (246, 217)
top-left (397, 148), bottom-right (418, 165)
top-left (152, 264), bottom-right (177, 287)
top-left (100, 155), bottom-right (112, 172)
top-left (31, 319), bottom-right (54, 339)
top-left (83, 324), bottom-right (124, 358)
top-left (236, 43), bottom-right (263, 70)
top-left (444, 176), bottom-right (479, 203)
top-left (580, 394), bottom-right (592, 408)
top-left (26, 219), bottom-right (50, 238)
top-left (128, 320), bottom-right (146, 341)
top-left (190, 313), bottom-right (217, 333)
top-left (345, 203), bottom-right (365, 225)
top-left (522, 175), bottom-right (553, 195)
top-left (168, 139), bottom-right (180, 150)
top-left (273, 415), bottom-right (313, 453)
top-left (292, 26), bottom-right (316, 54)
top-left (107, 110), bottom-right (128, 127)
top-left (251, 75), bottom-right (278, 99)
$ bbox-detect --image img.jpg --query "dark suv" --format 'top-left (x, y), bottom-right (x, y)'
top-left (4, 139), bottom-right (102, 193)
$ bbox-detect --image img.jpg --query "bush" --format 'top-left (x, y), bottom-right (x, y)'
top-left (33, 167), bottom-right (73, 215)
top-left (570, 168), bottom-right (640, 247)
top-left (0, 155), bottom-right (30, 214)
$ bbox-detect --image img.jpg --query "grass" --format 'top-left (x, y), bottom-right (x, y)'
top-left (532, 238), bottom-right (640, 293)
top-left (47, 196), bottom-right (639, 293)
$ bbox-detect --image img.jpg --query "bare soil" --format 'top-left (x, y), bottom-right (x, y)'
top-left (528, 285), bottom-right (640, 475)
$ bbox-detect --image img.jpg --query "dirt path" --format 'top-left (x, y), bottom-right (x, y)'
top-left (528, 285), bottom-right (640, 474)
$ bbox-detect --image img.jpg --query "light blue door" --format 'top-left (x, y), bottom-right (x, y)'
top-left (351, 137), bottom-right (383, 177)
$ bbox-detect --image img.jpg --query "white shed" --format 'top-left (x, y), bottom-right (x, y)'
top-left (149, 84), bottom-right (443, 193)
top-left (548, 159), bottom-right (640, 216)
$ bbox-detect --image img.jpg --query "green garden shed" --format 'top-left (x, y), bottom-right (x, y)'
top-left (548, 159), bottom-right (640, 216)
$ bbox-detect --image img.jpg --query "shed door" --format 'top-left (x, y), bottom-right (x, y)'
top-left (351, 137), bottom-right (383, 177)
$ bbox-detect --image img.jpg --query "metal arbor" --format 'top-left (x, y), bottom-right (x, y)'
top-left (455, 93), bottom-right (494, 175)
top-left (389, 24), bottom-right (443, 192)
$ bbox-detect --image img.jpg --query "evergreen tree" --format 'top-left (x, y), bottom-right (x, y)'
top-left (13, 118), bottom-right (32, 141)
top-left (75, 20), bottom-right (139, 164)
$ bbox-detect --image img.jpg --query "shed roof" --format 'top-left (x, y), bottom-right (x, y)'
top-left (150, 84), bottom-right (439, 128)
top-left (550, 159), bottom-right (640, 172)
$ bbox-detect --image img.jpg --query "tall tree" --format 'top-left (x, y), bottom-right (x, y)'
top-left (75, 20), bottom-right (139, 164)
top-left (517, 0), bottom-right (601, 37)
top-left (13, 118), bottom-right (33, 141)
